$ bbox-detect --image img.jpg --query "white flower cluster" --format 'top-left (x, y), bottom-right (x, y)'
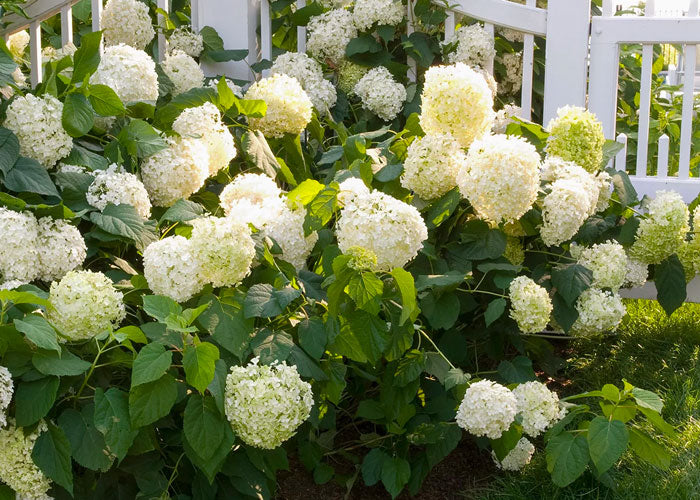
top-left (496, 52), bottom-right (523, 95)
top-left (352, 0), bottom-right (405, 31)
top-left (513, 381), bottom-right (564, 437)
top-left (206, 77), bottom-right (244, 98)
top-left (338, 60), bottom-right (368, 96)
top-left (141, 137), bottom-right (209, 207)
top-left (7, 31), bottom-right (29, 61)
top-left (48, 270), bottom-right (125, 341)
top-left (168, 27), bottom-right (204, 57)
top-left (224, 358), bottom-right (313, 449)
top-left (245, 74), bottom-right (313, 138)
top-left (353, 67), bottom-right (407, 121)
top-left (307, 9), bottom-right (358, 64)
top-left (162, 50), bottom-right (205, 95)
top-left (631, 190), bottom-right (689, 264)
top-left (457, 134), bottom-right (540, 223)
top-left (190, 217), bottom-right (256, 288)
top-left (624, 258), bottom-right (649, 288)
top-left (0, 208), bottom-right (85, 283)
top-left (173, 103), bottom-right (236, 176)
top-left (86, 164), bottom-right (152, 219)
top-left (546, 106), bottom-right (605, 174)
top-left (456, 380), bottom-right (518, 439)
top-left (577, 241), bottom-right (627, 291)
top-left (272, 52), bottom-right (337, 113)
top-left (0, 67), bottom-right (27, 100)
top-left (91, 44), bottom-right (159, 103)
top-left (508, 276), bottom-right (552, 333)
top-left (492, 437), bottom-right (535, 471)
top-left (401, 133), bottom-right (467, 200)
top-left (4, 94), bottom-right (72, 168)
top-left (336, 180), bottom-right (428, 271)
top-left (571, 288), bottom-right (626, 336)
top-left (0, 421), bottom-right (52, 499)
top-left (493, 104), bottom-right (521, 134)
top-left (101, 0), bottom-right (154, 50)
top-left (264, 204), bottom-right (319, 270)
top-left (420, 63), bottom-right (494, 149)
top-left (0, 366), bottom-right (13, 428)
top-left (443, 24), bottom-right (495, 68)
top-left (143, 236), bottom-right (204, 302)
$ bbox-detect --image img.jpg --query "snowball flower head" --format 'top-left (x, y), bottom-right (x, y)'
top-left (571, 288), bottom-right (626, 336)
top-left (168, 26), bottom-right (204, 57)
top-left (496, 51), bottom-right (522, 95)
top-left (224, 358), bottom-right (313, 449)
top-left (513, 381), bottom-right (564, 437)
top-left (7, 31), bottom-right (29, 61)
top-left (346, 246), bottom-right (379, 271)
top-left (173, 103), bottom-right (237, 176)
top-left (141, 137), bottom-right (210, 207)
top-left (546, 106), bottom-right (605, 173)
top-left (101, 0), bottom-right (154, 50)
top-left (353, 66), bottom-right (407, 121)
top-left (4, 94), bottom-right (72, 168)
top-left (91, 44), bottom-right (159, 103)
top-left (0, 366), bottom-right (13, 428)
top-left (540, 179), bottom-right (593, 247)
top-left (87, 164), bottom-right (152, 218)
top-left (443, 24), bottom-right (495, 67)
top-left (36, 217), bottom-right (87, 282)
top-left (264, 204), bottom-right (319, 270)
top-left (420, 63), bottom-right (494, 148)
top-left (0, 208), bottom-right (39, 283)
top-left (336, 188), bottom-right (428, 271)
top-left (504, 237), bottom-right (525, 266)
top-left (189, 217), bottom-right (256, 288)
top-left (220, 173), bottom-right (285, 227)
top-left (457, 134), bottom-right (540, 223)
top-left (338, 60), bottom-right (368, 95)
top-left (493, 104), bottom-right (521, 134)
top-left (0, 421), bottom-right (52, 499)
top-left (492, 437), bottom-right (535, 471)
top-left (245, 74), bottom-right (313, 138)
top-left (401, 133), bottom-right (467, 200)
top-left (540, 156), bottom-right (600, 217)
top-left (143, 236), bottom-right (205, 302)
top-left (577, 241), bottom-right (627, 291)
top-left (624, 258), bottom-right (648, 288)
top-left (630, 190), bottom-right (689, 264)
top-left (456, 380), bottom-right (518, 439)
top-left (307, 9), bottom-right (358, 64)
top-left (271, 52), bottom-right (337, 113)
top-left (48, 270), bottom-right (125, 341)
top-left (353, 0), bottom-right (405, 31)
top-left (508, 276), bottom-right (552, 333)
top-left (162, 50), bottom-right (205, 95)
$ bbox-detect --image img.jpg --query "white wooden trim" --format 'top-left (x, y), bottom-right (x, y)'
top-left (60, 4), bottom-right (72, 46)
top-left (590, 17), bottom-right (700, 44)
top-left (157, 0), bottom-right (168, 61)
top-left (440, 0), bottom-right (547, 36)
top-left (621, 277), bottom-right (700, 303)
top-left (91, 0), bottom-right (102, 32)
top-left (296, 0), bottom-right (306, 53)
top-left (615, 133), bottom-right (628, 170)
top-left (656, 134), bottom-right (669, 178)
top-left (678, 0), bottom-right (698, 179)
top-left (29, 20), bottom-right (42, 87)
top-left (520, 0), bottom-right (536, 121)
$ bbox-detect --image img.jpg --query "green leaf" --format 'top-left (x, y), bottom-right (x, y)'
top-left (297, 317), bottom-right (327, 359)
top-left (546, 432), bottom-right (589, 487)
top-left (380, 456), bottom-right (411, 499)
top-left (394, 350), bottom-right (424, 387)
top-left (62, 93), bottom-right (95, 137)
top-left (497, 356), bottom-right (536, 383)
top-left (216, 77), bottom-right (236, 110)
top-left (183, 423), bottom-right (235, 484)
top-left (304, 184), bottom-right (339, 236)
top-left (587, 416), bottom-right (629, 474)
top-left (601, 140), bottom-right (624, 168)
top-left (0, 128), bottom-right (20, 173)
top-left (250, 329), bottom-right (294, 365)
top-left (655, 255), bottom-right (686, 316)
top-left (160, 199), bottom-right (205, 223)
top-left (14, 315), bottom-right (60, 352)
top-left (638, 406), bottom-right (676, 438)
top-left (491, 423), bottom-right (523, 461)
top-left (3, 157), bottom-right (60, 197)
top-left (551, 264), bottom-right (593, 306)
top-left (288, 345), bottom-right (328, 380)
top-left (93, 388), bottom-right (138, 461)
top-left (131, 342), bottom-right (173, 387)
top-left (459, 220), bottom-right (507, 260)
top-left (183, 342), bottom-right (220, 393)
top-left (90, 203), bottom-right (158, 250)
top-left (117, 119), bottom-right (167, 158)
top-left (420, 292), bottom-right (460, 330)
top-left (485, 298), bottom-right (507, 326)
top-left (0, 290), bottom-right (48, 307)
top-left (241, 131), bottom-right (281, 179)
top-left (71, 30), bottom-right (102, 84)
top-left (197, 294), bottom-right (253, 359)
top-left (154, 87), bottom-right (217, 127)
top-left (632, 387), bottom-right (664, 413)
top-left (331, 310), bottom-right (389, 364)
top-left (288, 179), bottom-right (324, 207)
top-left (58, 406), bottom-right (112, 471)
top-left (628, 427), bottom-right (671, 469)
top-left (415, 271), bottom-right (466, 292)
top-left (609, 169), bottom-right (639, 207)
top-left (347, 271), bottom-right (384, 315)
top-left (15, 376), bottom-right (59, 427)
top-left (243, 284), bottom-right (301, 318)
top-left (89, 84), bottom-right (125, 116)
top-left (129, 373), bottom-right (178, 427)
top-left (391, 268), bottom-right (418, 325)
top-left (444, 368), bottom-right (469, 390)
top-left (32, 348), bottom-right (91, 376)
top-left (142, 294), bottom-right (182, 321)
top-left (183, 394), bottom-right (226, 461)
top-left (32, 422), bottom-right (73, 494)
top-left (362, 448), bottom-right (388, 486)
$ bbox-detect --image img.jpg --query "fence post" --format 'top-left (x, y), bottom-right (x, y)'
top-left (588, 1), bottom-right (619, 140)
top-left (542, 0), bottom-right (590, 126)
top-left (196, 0), bottom-right (259, 81)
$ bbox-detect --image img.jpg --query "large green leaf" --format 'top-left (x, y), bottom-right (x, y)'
top-left (58, 405), bottom-right (112, 471)
top-left (331, 310), bottom-right (390, 364)
top-left (632, 387), bottom-right (664, 413)
top-left (655, 255), bottom-right (686, 316)
top-left (361, 448), bottom-right (388, 486)
top-left (196, 294), bottom-right (253, 359)
top-left (89, 203), bottom-right (158, 250)
top-left (587, 416), bottom-right (629, 474)
top-left (347, 271), bottom-right (384, 315)
top-left (142, 294), bottom-right (182, 322)
top-left (183, 394), bottom-right (226, 461)
top-left (129, 373), bottom-right (178, 428)
top-left (71, 31), bottom-right (102, 84)
top-left (14, 377), bottom-right (59, 427)
top-left (117, 119), bottom-right (167, 158)
top-left (297, 317), bottom-right (327, 359)
top-left (183, 421), bottom-right (235, 484)
top-left (62, 93), bottom-right (95, 137)
top-left (303, 185), bottom-right (339, 236)
top-left (32, 348), bottom-right (91, 376)
top-left (459, 220), bottom-right (507, 260)
top-left (551, 264), bottom-right (593, 306)
top-left (14, 315), bottom-right (60, 352)
top-left (3, 157), bottom-right (60, 197)
top-left (243, 284), bottom-right (301, 318)
top-left (0, 128), bottom-right (20, 173)
top-left (93, 388), bottom-right (138, 461)
top-left (250, 329), bottom-right (294, 364)
top-left (183, 342), bottom-right (220, 393)
top-left (628, 427), bottom-right (670, 469)
top-left (88, 84), bottom-right (125, 116)
top-left (131, 342), bottom-right (173, 387)
top-left (546, 432), bottom-right (589, 487)
top-left (391, 268), bottom-right (418, 325)
top-left (380, 456), bottom-right (411, 499)
top-left (32, 423), bottom-right (73, 494)
top-left (160, 199), bottom-right (205, 223)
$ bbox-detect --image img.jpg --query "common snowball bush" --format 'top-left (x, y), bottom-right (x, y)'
top-left (143, 236), bottom-right (205, 302)
top-left (271, 52), bottom-right (337, 113)
top-left (90, 44), bottom-right (159, 103)
top-left (0, 421), bottom-right (52, 499)
top-left (101, 0), bottom-right (154, 50)
top-left (508, 276), bottom-right (552, 334)
top-left (456, 380), bottom-right (518, 439)
top-left (443, 24), bottom-right (495, 67)
top-left (245, 74), bottom-right (313, 138)
top-left (353, 67), bottom-right (407, 121)
top-left (492, 438), bottom-right (535, 471)
top-left (168, 27), bottom-right (204, 57)
top-left (401, 133), bottom-right (467, 200)
top-left (162, 50), bottom-right (205, 95)
top-left (86, 164), bottom-right (152, 218)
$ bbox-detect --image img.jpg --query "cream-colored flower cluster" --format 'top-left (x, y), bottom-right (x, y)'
top-left (91, 44), bottom-right (159, 103)
top-left (624, 258), bottom-right (649, 288)
top-left (143, 236), bottom-right (205, 302)
top-left (86, 164), bottom-right (152, 219)
top-left (577, 241), bottom-right (627, 291)
top-left (162, 50), bottom-right (205, 95)
top-left (352, 0), bottom-right (404, 31)
top-left (630, 190), bottom-right (689, 264)
top-left (508, 276), bottom-right (552, 334)
top-left (0, 421), bottom-right (52, 499)
top-left (4, 94), bottom-right (72, 168)
top-left (36, 217), bottom-right (88, 282)
top-left (401, 133), bottom-right (467, 200)
top-left (101, 0), bottom-right (154, 50)
top-left (457, 134), bottom-right (540, 223)
top-left (271, 52), bottom-right (337, 113)
top-left (496, 52), bottom-right (523, 95)
top-left (546, 106), bottom-right (605, 173)
top-left (7, 31), bottom-right (29, 61)
top-left (338, 60), bottom-right (368, 96)
top-left (420, 63), bottom-right (494, 149)
top-left (224, 358), bottom-right (313, 449)
top-left (168, 27), bottom-right (204, 57)
top-left (492, 437), bottom-right (535, 471)
top-left (571, 288), bottom-right (626, 336)
top-left (245, 74), bottom-right (313, 138)
top-left (48, 270), bottom-right (125, 341)
top-left (493, 104), bottom-right (521, 134)
top-left (353, 67), bottom-right (406, 121)
top-left (307, 9), bottom-right (358, 64)
top-left (456, 380), bottom-right (518, 439)
top-left (443, 24), bottom-right (495, 68)
top-left (513, 381), bottom-right (565, 437)
top-left (336, 180), bottom-right (428, 271)
top-left (0, 366), bottom-right (13, 428)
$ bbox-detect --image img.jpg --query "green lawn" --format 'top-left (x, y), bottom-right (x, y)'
top-left (474, 300), bottom-right (700, 500)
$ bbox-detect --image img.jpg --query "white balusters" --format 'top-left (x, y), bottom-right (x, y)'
top-left (678, 0), bottom-right (698, 179)
top-left (445, 10), bottom-right (456, 36)
top-left (60, 5), bottom-right (73, 46)
top-left (656, 134), bottom-right (669, 178)
top-left (297, 0), bottom-right (306, 53)
top-left (520, 0), bottom-right (535, 120)
top-left (29, 20), bottom-right (42, 87)
top-left (260, 0), bottom-right (272, 75)
top-left (635, 0), bottom-right (655, 177)
top-left (483, 22), bottom-right (494, 74)
top-left (157, 0), bottom-right (168, 61)
top-left (406, 0), bottom-right (417, 82)
top-left (588, 0), bottom-right (620, 140)
top-left (91, 0), bottom-right (102, 32)
top-left (615, 133), bottom-right (628, 171)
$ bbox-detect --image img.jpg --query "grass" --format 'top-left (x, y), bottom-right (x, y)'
top-left (473, 299), bottom-right (700, 500)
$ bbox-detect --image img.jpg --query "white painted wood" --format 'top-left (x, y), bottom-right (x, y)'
top-left (542, 0), bottom-right (590, 125)
top-left (157, 0), bottom-right (168, 61)
top-left (190, 0), bottom-right (202, 32)
top-left (444, 0), bottom-right (547, 36)
top-left (445, 10), bottom-right (456, 36)
top-left (296, 0), bottom-right (306, 53)
top-left (589, 25), bottom-right (621, 140)
top-left (678, 0), bottom-right (698, 179)
top-left (656, 133), bottom-right (669, 178)
top-left (602, 0), bottom-right (614, 17)
top-left (60, 4), bottom-right (72, 46)
top-left (615, 133), bottom-right (628, 170)
top-left (91, 0), bottom-right (102, 32)
top-left (591, 17), bottom-right (700, 44)
top-left (520, 0), bottom-right (535, 121)
top-left (1, 0), bottom-right (76, 34)
top-left (483, 22), bottom-right (494, 74)
top-left (626, 176), bottom-right (700, 203)
top-left (406, 0), bottom-right (417, 82)
top-left (260, 0), bottom-right (272, 75)
top-left (622, 276), bottom-right (700, 303)
top-left (29, 20), bottom-right (42, 87)
top-left (635, 0), bottom-right (655, 177)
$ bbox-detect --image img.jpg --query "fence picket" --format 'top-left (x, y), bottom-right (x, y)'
top-left (29, 20), bottom-right (42, 87)
top-left (657, 134), bottom-right (670, 178)
top-left (635, 0), bottom-right (656, 178)
top-left (297, 0), bottom-right (306, 53)
top-left (520, 0), bottom-right (535, 120)
top-left (678, 0), bottom-right (698, 179)
top-left (60, 5), bottom-right (73, 46)
top-left (615, 133), bottom-right (628, 170)
top-left (157, 0), bottom-right (168, 61)
top-left (483, 22), bottom-right (494, 74)
top-left (91, 0), bottom-right (102, 32)
top-left (261, 0), bottom-right (272, 75)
